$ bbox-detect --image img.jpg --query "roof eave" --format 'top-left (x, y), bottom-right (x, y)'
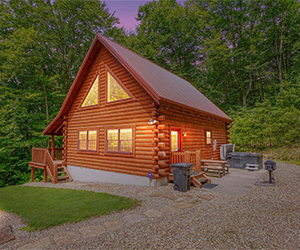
top-left (42, 35), bottom-right (101, 135)
top-left (160, 98), bottom-right (232, 122)
top-left (96, 34), bottom-right (160, 104)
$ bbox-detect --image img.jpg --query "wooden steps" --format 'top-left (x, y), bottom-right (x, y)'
top-left (56, 165), bottom-right (73, 183)
top-left (167, 171), bottom-right (210, 188)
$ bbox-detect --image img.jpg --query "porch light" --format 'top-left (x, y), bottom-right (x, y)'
top-left (148, 119), bottom-right (158, 125)
top-left (182, 132), bottom-right (187, 137)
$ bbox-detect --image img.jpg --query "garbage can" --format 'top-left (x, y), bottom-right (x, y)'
top-left (170, 162), bottom-right (193, 192)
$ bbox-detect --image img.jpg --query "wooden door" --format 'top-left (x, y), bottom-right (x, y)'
top-left (171, 128), bottom-right (182, 152)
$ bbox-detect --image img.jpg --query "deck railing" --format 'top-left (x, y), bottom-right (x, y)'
top-left (47, 147), bottom-right (63, 160)
top-left (32, 147), bottom-right (46, 164)
top-left (31, 147), bottom-right (58, 183)
top-left (45, 150), bottom-right (57, 183)
top-left (171, 150), bottom-right (201, 172)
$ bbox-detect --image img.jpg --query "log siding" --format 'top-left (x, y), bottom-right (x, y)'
top-left (66, 45), bottom-right (157, 178)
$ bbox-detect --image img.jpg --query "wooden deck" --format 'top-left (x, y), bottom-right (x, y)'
top-left (29, 147), bottom-right (72, 184)
top-left (168, 150), bottom-right (211, 187)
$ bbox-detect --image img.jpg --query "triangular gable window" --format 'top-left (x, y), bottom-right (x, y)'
top-left (81, 76), bottom-right (98, 107)
top-left (107, 71), bottom-right (130, 102)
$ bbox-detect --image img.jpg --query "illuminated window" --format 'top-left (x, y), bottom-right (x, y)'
top-left (78, 130), bottom-right (97, 151)
top-left (171, 131), bottom-right (179, 151)
top-left (82, 76), bottom-right (98, 107)
top-left (107, 71), bottom-right (129, 102)
top-left (107, 128), bottom-right (132, 153)
top-left (206, 131), bottom-right (212, 145)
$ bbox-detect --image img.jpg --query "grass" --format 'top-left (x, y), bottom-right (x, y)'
top-left (0, 186), bottom-right (137, 231)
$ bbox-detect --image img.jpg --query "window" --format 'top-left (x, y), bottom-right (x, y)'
top-left (78, 130), bottom-right (97, 151)
top-left (107, 128), bottom-right (132, 153)
top-left (107, 71), bottom-right (130, 102)
top-left (171, 129), bottom-right (182, 152)
top-left (82, 76), bottom-right (98, 107)
top-left (206, 130), bottom-right (212, 145)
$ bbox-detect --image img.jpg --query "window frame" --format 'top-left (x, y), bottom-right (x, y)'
top-left (205, 130), bottom-right (212, 145)
top-left (105, 126), bottom-right (135, 157)
top-left (170, 127), bottom-right (182, 152)
top-left (80, 73), bottom-right (100, 110)
top-left (105, 65), bottom-right (135, 105)
top-left (77, 129), bottom-right (98, 153)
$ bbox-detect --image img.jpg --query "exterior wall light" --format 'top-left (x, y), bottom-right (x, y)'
top-left (182, 132), bottom-right (187, 137)
top-left (148, 119), bottom-right (158, 125)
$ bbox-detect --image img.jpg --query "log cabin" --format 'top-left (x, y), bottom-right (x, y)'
top-left (29, 34), bottom-right (232, 187)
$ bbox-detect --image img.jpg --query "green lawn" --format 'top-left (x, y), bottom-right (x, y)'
top-left (0, 186), bottom-right (137, 231)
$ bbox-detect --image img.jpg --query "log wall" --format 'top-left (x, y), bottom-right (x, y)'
top-left (65, 43), bottom-right (159, 178)
top-left (158, 101), bottom-right (228, 164)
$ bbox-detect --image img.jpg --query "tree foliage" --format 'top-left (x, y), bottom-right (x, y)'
top-left (1, 0), bottom-right (300, 186)
top-left (0, 0), bottom-right (121, 187)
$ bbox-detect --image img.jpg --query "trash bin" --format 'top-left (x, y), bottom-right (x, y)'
top-left (170, 162), bottom-right (193, 192)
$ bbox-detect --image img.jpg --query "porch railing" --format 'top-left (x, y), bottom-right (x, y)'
top-left (31, 147), bottom-right (59, 183)
top-left (171, 150), bottom-right (201, 172)
top-left (47, 147), bottom-right (63, 160)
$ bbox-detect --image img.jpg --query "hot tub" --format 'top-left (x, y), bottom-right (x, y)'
top-left (226, 152), bottom-right (263, 170)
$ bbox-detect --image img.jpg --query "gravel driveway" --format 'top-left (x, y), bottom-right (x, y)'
top-left (1, 162), bottom-right (300, 249)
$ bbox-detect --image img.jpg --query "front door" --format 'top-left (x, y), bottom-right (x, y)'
top-left (171, 128), bottom-right (182, 152)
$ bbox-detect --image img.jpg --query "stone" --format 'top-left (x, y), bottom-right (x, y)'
top-left (148, 192), bottom-right (162, 197)
top-left (53, 231), bottom-right (79, 246)
top-left (104, 220), bottom-right (123, 231)
top-left (189, 198), bottom-right (201, 204)
top-left (18, 237), bottom-right (51, 250)
top-left (173, 202), bottom-right (194, 210)
top-left (175, 198), bottom-right (185, 203)
top-left (158, 205), bottom-right (178, 214)
top-left (143, 210), bottom-right (162, 218)
top-left (122, 214), bottom-right (146, 225)
top-left (197, 193), bottom-right (214, 200)
top-left (162, 192), bottom-right (177, 200)
top-left (78, 225), bottom-right (106, 238)
top-left (0, 225), bottom-right (15, 245)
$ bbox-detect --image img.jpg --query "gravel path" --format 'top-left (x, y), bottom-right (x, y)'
top-left (1, 162), bottom-right (300, 249)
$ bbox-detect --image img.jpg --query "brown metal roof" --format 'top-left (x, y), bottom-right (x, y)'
top-left (98, 35), bottom-right (231, 121)
top-left (43, 34), bottom-right (231, 135)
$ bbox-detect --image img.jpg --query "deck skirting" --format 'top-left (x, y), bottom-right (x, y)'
top-left (67, 165), bottom-right (168, 187)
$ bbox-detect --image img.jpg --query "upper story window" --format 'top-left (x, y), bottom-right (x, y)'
top-left (107, 71), bottom-right (130, 102)
top-left (107, 128), bottom-right (132, 153)
top-left (78, 130), bottom-right (97, 151)
top-left (81, 76), bottom-right (98, 107)
top-left (206, 130), bottom-right (212, 145)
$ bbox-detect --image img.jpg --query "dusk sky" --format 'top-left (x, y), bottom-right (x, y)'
top-left (105, 0), bottom-right (184, 31)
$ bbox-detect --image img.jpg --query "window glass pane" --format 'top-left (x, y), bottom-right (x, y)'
top-left (107, 72), bottom-right (129, 102)
top-left (88, 130), bottom-right (97, 140)
top-left (82, 77), bottom-right (98, 107)
top-left (88, 140), bottom-right (97, 151)
top-left (120, 141), bottom-right (132, 153)
top-left (107, 130), bottom-right (118, 140)
top-left (79, 131), bottom-right (87, 140)
top-left (79, 140), bottom-right (87, 150)
top-left (171, 131), bottom-right (178, 151)
top-left (120, 129), bottom-right (132, 140)
top-left (206, 131), bottom-right (211, 144)
top-left (107, 141), bottom-right (118, 152)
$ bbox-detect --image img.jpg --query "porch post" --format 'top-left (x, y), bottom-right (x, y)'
top-left (51, 134), bottom-right (54, 159)
top-left (44, 168), bottom-right (47, 183)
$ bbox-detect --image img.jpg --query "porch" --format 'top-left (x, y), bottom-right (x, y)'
top-left (29, 147), bottom-right (72, 183)
top-left (168, 150), bottom-right (212, 188)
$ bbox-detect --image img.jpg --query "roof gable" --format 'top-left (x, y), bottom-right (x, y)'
top-left (43, 34), bottom-right (231, 135)
top-left (98, 35), bottom-right (231, 121)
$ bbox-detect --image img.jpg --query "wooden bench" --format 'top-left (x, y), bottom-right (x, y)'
top-left (202, 165), bottom-right (223, 178)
